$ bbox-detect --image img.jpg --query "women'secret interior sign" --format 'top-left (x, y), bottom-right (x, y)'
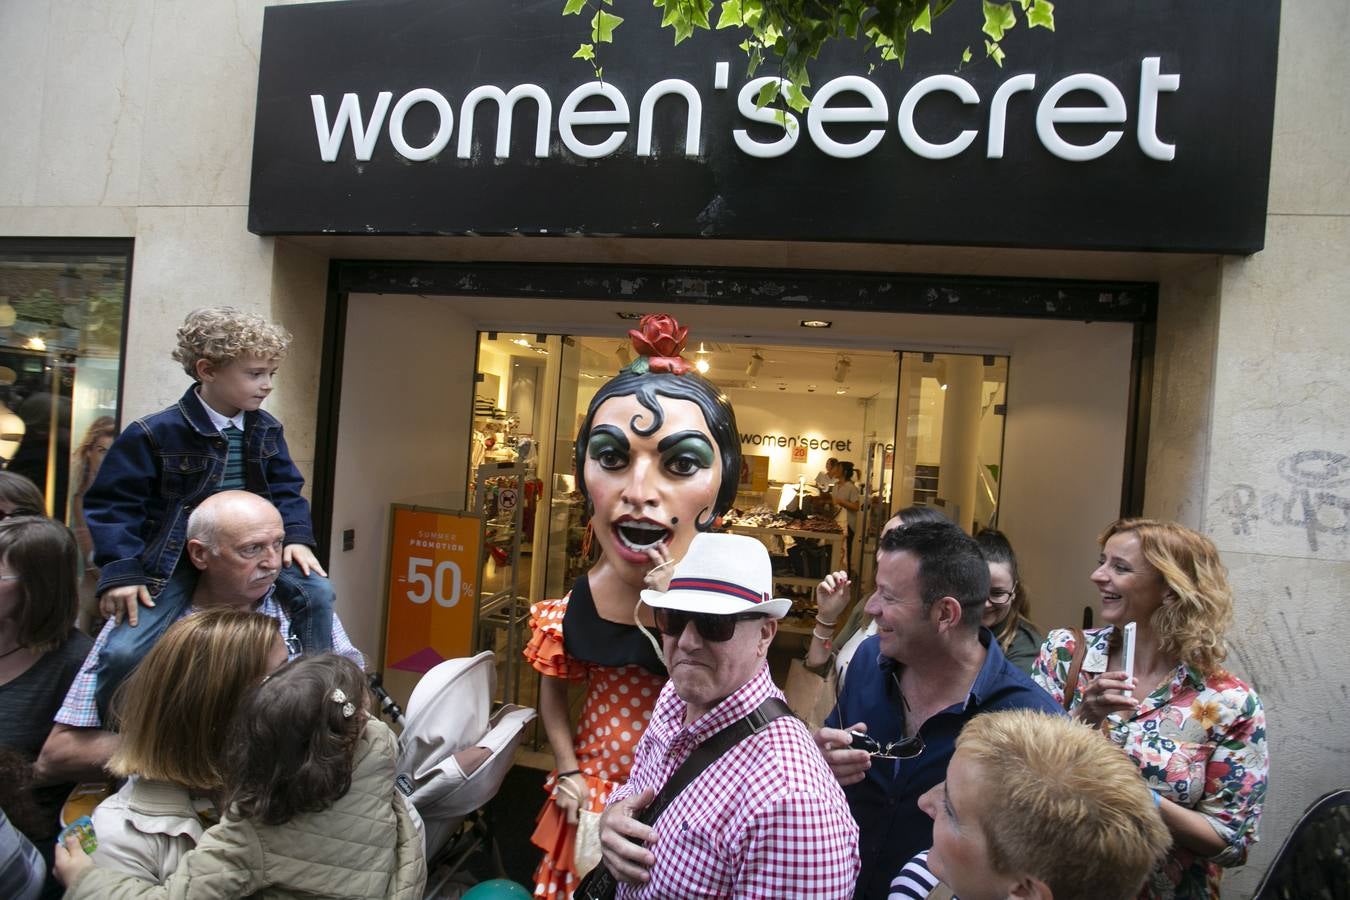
top-left (310, 57), bottom-right (1180, 165)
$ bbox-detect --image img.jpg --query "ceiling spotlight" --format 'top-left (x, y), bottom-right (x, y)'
top-left (800, 319), bottom-right (832, 329)
top-left (777, 383), bottom-right (788, 391)
top-left (940, 383), bottom-right (949, 391)
top-left (833, 355), bottom-right (851, 383)
top-left (746, 350), bottom-right (764, 377)
top-left (807, 384), bottom-right (817, 393)
top-left (694, 342), bottom-right (711, 374)
top-left (836, 387), bottom-right (848, 395)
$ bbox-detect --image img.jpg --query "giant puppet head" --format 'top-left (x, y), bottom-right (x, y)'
top-left (574, 314), bottom-right (740, 589)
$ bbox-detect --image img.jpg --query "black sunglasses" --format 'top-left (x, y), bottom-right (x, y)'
top-left (849, 730), bottom-right (925, 760)
top-left (652, 608), bottom-right (766, 643)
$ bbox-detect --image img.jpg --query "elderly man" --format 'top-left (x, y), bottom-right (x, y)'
top-left (815, 521), bottom-right (1063, 899)
top-left (599, 532), bottom-right (859, 898)
top-left (35, 491), bottom-right (363, 784)
top-left (892, 710), bottom-right (1171, 900)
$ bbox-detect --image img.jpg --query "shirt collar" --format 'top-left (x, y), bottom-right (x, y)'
top-left (194, 388), bottom-right (245, 431)
top-left (878, 627), bottom-right (1008, 708)
top-left (659, 662), bottom-right (776, 743)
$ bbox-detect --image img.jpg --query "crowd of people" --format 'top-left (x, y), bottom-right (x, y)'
top-left (0, 308), bottom-right (1268, 900)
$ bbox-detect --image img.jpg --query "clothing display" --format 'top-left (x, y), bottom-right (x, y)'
top-left (523, 577), bottom-right (666, 900)
top-left (609, 665), bottom-right (859, 898)
top-left (1034, 627), bottom-right (1268, 900)
top-left (828, 630), bottom-right (1063, 899)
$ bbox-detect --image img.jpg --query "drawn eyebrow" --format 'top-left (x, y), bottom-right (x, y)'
top-left (587, 425), bottom-right (631, 455)
top-left (656, 430), bottom-right (713, 453)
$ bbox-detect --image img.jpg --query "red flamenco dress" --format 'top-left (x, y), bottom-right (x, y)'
top-left (523, 574), bottom-right (667, 899)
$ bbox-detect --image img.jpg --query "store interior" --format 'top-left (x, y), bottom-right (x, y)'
top-left (328, 291), bottom-right (1137, 725)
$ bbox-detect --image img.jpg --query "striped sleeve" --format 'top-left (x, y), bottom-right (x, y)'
top-left (889, 850), bottom-right (941, 900)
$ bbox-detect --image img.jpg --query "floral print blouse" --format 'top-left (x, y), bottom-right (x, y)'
top-left (1033, 627), bottom-right (1268, 900)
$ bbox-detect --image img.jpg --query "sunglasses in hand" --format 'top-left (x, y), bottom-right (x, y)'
top-left (652, 608), bottom-right (767, 643)
top-left (848, 729), bottom-right (925, 760)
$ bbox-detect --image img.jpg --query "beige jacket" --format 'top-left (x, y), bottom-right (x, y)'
top-left (69, 719), bottom-right (426, 900)
top-left (89, 777), bottom-right (209, 883)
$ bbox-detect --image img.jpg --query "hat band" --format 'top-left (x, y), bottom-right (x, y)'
top-left (667, 577), bottom-right (770, 605)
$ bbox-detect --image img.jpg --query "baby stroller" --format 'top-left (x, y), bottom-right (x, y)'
top-left (379, 651), bottom-right (537, 899)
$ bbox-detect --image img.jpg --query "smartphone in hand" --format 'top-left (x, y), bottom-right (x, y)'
top-left (1121, 622), bottom-right (1137, 698)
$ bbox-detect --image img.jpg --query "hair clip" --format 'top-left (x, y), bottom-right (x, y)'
top-left (330, 688), bottom-right (355, 718)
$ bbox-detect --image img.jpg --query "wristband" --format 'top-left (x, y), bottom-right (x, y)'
top-left (1151, 789), bottom-right (1162, 808)
top-left (812, 627), bottom-right (834, 648)
top-left (556, 769), bottom-right (581, 780)
top-left (814, 617), bottom-right (838, 628)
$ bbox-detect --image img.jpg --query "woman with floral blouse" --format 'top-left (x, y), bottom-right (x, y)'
top-left (1033, 518), bottom-right (1267, 900)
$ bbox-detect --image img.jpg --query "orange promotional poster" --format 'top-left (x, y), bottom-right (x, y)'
top-left (384, 505), bottom-right (481, 673)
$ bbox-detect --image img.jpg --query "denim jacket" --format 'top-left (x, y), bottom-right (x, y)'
top-left (83, 385), bottom-right (315, 597)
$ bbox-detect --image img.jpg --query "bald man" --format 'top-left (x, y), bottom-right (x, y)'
top-left (35, 492), bottom-right (363, 784)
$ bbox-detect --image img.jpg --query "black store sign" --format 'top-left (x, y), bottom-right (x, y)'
top-left (249, 0), bottom-right (1280, 253)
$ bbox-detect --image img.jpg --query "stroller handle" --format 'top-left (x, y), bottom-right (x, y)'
top-left (367, 671), bottom-right (407, 728)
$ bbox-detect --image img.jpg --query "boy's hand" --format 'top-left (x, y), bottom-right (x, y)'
top-left (283, 543), bottom-right (327, 578)
top-left (54, 832), bottom-right (95, 886)
top-left (99, 584), bottom-right (154, 627)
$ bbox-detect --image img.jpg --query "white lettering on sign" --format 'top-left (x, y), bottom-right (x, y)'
top-left (637, 79), bottom-right (702, 156)
top-left (807, 75), bottom-right (889, 159)
top-left (1035, 73), bottom-right (1127, 162)
top-left (1137, 56), bottom-right (1181, 161)
top-left (457, 84), bottom-right (552, 159)
top-left (558, 81), bottom-right (630, 159)
top-left (388, 88), bottom-right (454, 161)
top-left (897, 74), bottom-right (980, 160)
top-left (732, 77), bottom-right (799, 158)
top-left (309, 57), bottom-right (1180, 165)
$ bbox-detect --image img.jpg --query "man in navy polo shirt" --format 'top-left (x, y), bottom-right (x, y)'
top-left (814, 521), bottom-right (1063, 899)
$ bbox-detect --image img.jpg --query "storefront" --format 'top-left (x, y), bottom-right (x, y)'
top-left (245, 0), bottom-right (1274, 683)
top-left (7, 0), bottom-right (1345, 892)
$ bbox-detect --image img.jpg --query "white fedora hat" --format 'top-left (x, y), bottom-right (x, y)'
top-left (641, 532), bottom-right (792, 619)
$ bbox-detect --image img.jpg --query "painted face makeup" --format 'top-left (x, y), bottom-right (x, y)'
top-left (583, 394), bottom-right (721, 578)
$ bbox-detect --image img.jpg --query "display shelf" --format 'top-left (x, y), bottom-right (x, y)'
top-left (773, 575), bottom-right (825, 589)
top-left (723, 522), bottom-right (844, 573)
top-left (724, 522), bottom-right (843, 644)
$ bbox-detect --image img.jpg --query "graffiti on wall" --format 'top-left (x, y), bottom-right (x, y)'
top-left (1218, 450), bottom-right (1350, 552)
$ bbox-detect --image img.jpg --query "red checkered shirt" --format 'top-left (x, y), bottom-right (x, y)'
top-left (609, 664), bottom-right (860, 898)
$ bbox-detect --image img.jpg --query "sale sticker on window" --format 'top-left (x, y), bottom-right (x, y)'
top-left (383, 505), bottom-right (482, 673)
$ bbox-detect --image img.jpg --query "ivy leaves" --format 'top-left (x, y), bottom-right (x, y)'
top-left (562, 1), bottom-right (1056, 107)
top-left (980, 0), bottom-right (1054, 67)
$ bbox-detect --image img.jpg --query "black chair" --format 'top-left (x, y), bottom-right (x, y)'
top-left (1252, 789), bottom-right (1350, 900)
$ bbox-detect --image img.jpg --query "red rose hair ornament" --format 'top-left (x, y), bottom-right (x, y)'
top-left (627, 314), bottom-right (692, 375)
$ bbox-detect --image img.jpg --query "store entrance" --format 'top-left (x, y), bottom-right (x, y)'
top-left (470, 331), bottom-right (1010, 674)
top-left (325, 279), bottom-right (1142, 718)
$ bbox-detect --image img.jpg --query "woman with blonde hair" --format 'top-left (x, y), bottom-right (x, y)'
top-left (1033, 519), bottom-right (1268, 899)
top-left (88, 608), bottom-right (286, 883)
